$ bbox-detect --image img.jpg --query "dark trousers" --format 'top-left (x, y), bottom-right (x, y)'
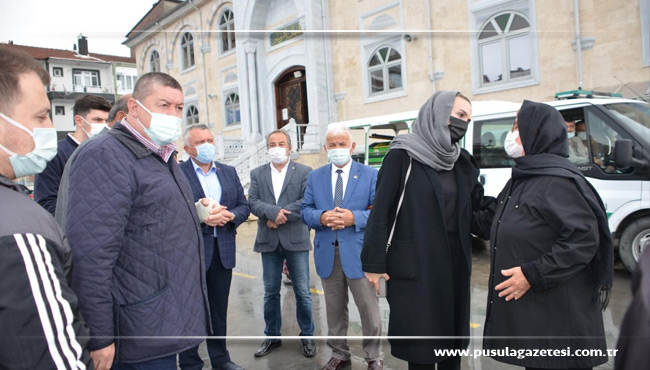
top-left (113, 355), bottom-right (176, 370)
top-left (526, 368), bottom-right (592, 370)
top-left (179, 239), bottom-right (233, 369)
top-left (408, 357), bottom-right (460, 370)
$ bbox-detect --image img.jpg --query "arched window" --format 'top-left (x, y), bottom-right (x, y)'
top-left (180, 32), bottom-right (195, 70)
top-left (219, 9), bottom-right (236, 53)
top-left (149, 50), bottom-right (160, 72)
top-left (224, 93), bottom-right (240, 126)
top-left (186, 105), bottom-right (199, 125)
top-left (478, 12), bottom-right (531, 85)
top-left (368, 46), bottom-right (402, 95)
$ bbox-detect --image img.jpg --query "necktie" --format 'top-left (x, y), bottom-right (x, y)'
top-left (334, 169), bottom-right (343, 208)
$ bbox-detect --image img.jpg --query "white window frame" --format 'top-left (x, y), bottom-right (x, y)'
top-left (218, 8), bottom-right (236, 56)
top-left (180, 32), bottom-right (196, 72)
top-left (469, 0), bottom-right (539, 95)
top-left (73, 69), bottom-right (100, 88)
top-left (149, 50), bottom-right (161, 72)
top-left (361, 36), bottom-right (407, 104)
top-left (223, 92), bottom-right (241, 128)
top-left (186, 104), bottom-right (200, 126)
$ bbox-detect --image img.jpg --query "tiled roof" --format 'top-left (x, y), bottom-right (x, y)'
top-left (126, 0), bottom-right (184, 40)
top-left (0, 42), bottom-right (135, 64)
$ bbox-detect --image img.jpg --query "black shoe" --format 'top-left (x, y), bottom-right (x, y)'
top-left (213, 362), bottom-right (245, 370)
top-left (254, 339), bottom-right (282, 357)
top-left (302, 339), bottom-right (317, 357)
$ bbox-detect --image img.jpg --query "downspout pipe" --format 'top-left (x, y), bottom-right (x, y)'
top-left (574, 0), bottom-right (583, 90)
top-left (189, 0), bottom-right (211, 126)
top-left (426, 0), bottom-right (436, 93)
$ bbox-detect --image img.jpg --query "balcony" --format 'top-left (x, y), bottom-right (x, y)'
top-left (47, 84), bottom-right (115, 101)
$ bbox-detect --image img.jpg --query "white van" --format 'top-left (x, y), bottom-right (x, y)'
top-left (344, 96), bottom-right (650, 273)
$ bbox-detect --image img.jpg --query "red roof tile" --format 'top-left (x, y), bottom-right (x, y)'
top-left (0, 42), bottom-right (135, 64)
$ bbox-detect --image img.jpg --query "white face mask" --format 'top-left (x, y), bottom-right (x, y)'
top-left (577, 132), bottom-right (587, 141)
top-left (135, 100), bottom-right (182, 146)
top-left (80, 116), bottom-right (108, 138)
top-left (567, 131), bottom-right (575, 139)
top-left (504, 130), bottom-right (525, 158)
top-left (327, 146), bottom-right (352, 166)
top-left (268, 147), bottom-right (288, 164)
top-left (0, 112), bottom-right (58, 178)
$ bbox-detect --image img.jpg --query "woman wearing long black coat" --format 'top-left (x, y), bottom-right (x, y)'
top-left (361, 91), bottom-right (496, 370)
top-left (483, 101), bottom-right (613, 370)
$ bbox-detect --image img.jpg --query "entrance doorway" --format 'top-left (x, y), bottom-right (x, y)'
top-left (275, 66), bottom-right (308, 148)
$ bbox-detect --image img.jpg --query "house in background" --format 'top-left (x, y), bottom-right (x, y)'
top-left (2, 35), bottom-right (137, 139)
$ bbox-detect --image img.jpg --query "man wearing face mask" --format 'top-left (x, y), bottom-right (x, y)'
top-left (564, 119), bottom-right (590, 165)
top-left (301, 123), bottom-right (384, 370)
top-left (248, 130), bottom-right (315, 359)
top-left (34, 94), bottom-right (111, 215)
top-left (178, 124), bottom-right (250, 370)
top-left (0, 46), bottom-right (92, 369)
top-left (65, 72), bottom-right (211, 370)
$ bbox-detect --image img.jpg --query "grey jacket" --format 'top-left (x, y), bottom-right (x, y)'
top-left (248, 160), bottom-right (312, 252)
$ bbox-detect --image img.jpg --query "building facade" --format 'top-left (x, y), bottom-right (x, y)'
top-left (125, 0), bottom-right (649, 182)
top-left (2, 37), bottom-right (137, 136)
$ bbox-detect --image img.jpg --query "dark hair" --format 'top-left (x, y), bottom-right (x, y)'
top-left (73, 94), bottom-right (111, 117)
top-left (132, 72), bottom-right (182, 101)
top-left (266, 129), bottom-right (292, 147)
top-left (107, 93), bottom-right (131, 122)
top-left (0, 46), bottom-right (50, 115)
top-left (456, 92), bottom-right (471, 104)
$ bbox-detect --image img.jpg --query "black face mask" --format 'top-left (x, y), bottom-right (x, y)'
top-left (449, 116), bottom-right (469, 144)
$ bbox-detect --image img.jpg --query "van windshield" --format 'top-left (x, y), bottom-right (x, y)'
top-left (603, 102), bottom-right (650, 146)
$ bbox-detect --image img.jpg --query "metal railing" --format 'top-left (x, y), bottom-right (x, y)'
top-left (48, 84), bottom-right (114, 94)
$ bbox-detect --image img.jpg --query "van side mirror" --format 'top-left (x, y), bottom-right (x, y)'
top-left (615, 139), bottom-right (648, 169)
top-left (615, 139), bottom-right (633, 168)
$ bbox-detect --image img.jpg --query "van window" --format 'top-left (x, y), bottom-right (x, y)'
top-left (585, 108), bottom-right (634, 174)
top-left (473, 118), bottom-right (516, 168)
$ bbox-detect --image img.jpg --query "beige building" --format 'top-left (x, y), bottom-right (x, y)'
top-left (124, 0), bottom-right (649, 183)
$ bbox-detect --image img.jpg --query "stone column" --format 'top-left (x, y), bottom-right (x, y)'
top-left (244, 42), bottom-right (261, 142)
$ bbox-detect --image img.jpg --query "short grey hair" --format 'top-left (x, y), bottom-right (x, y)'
top-left (183, 123), bottom-right (211, 146)
top-left (107, 94), bottom-right (130, 123)
top-left (325, 122), bottom-right (353, 144)
top-left (266, 129), bottom-right (292, 147)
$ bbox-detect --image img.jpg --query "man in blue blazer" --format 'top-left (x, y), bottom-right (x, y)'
top-left (301, 124), bottom-right (384, 370)
top-left (179, 124), bottom-right (251, 370)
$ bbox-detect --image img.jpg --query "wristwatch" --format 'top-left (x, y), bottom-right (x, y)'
top-left (231, 213), bottom-right (236, 222)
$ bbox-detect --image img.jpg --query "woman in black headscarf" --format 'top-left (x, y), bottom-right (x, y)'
top-left (361, 91), bottom-right (496, 370)
top-left (483, 100), bottom-right (614, 370)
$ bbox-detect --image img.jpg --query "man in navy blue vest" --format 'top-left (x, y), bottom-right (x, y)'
top-left (179, 124), bottom-right (250, 370)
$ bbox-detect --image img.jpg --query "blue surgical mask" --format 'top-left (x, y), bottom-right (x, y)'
top-left (135, 100), bottom-right (182, 146)
top-left (194, 142), bottom-right (216, 164)
top-left (0, 112), bottom-right (58, 178)
top-left (577, 132), bottom-right (587, 141)
top-left (327, 147), bottom-right (352, 166)
top-left (567, 131), bottom-right (575, 139)
top-left (80, 116), bottom-right (108, 138)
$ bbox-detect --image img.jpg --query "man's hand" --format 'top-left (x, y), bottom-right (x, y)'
top-left (267, 220), bottom-right (278, 229)
top-left (334, 207), bottom-right (355, 227)
top-left (90, 343), bottom-right (115, 370)
top-left (204, 205), bottom-right (228, 227)
top-left (275, 209), bottom-right (291, 226)
top-left (495, 266), bottom-right (531, 301)
top-left (320, 210), bottom-right (345, 230)
top-left (365, 272), bottom-right (390, 295)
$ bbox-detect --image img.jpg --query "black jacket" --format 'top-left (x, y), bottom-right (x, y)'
top-left (483, 101), bottom-right (610, 368)
top-left (0, 174), bottom-right (91, 369)
top-left (361, 148), bottom-right (495, 363)
top-left (34, 135), bottom-right (78, 214)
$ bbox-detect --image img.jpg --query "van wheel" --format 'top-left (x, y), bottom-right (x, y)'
top-left (619, 217), bottom-right (650, 273)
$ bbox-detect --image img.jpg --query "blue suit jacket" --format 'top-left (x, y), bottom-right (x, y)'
top-left (180, 159), bottom-right (250, 270)
top-left (301, 161), bottom-right (377, 279)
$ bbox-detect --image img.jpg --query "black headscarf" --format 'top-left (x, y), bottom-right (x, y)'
top-left (513, 100), bottom-right (614, 310)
